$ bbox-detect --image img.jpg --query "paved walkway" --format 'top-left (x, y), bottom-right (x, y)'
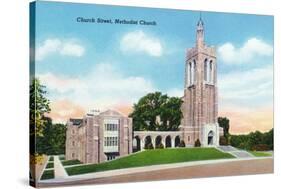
top-left (216, 145), bottom-right (253, 158)
top-left (38, 157), bottom-right (273, 187)
top-left (39, 156), bottom-right (271, 184)
top-left (54, 156), bottom-right (68, 179)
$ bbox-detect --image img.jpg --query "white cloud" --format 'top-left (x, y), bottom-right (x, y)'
top-left (36, 39), bottom-right (61, 61)
top-left (218, 38), bottom-right (273, 64)
top-left (39, 73), bottom-right (84, 93)
top-left (120, 30), bottom-right (163, 57)
top-left (39, 63), bottom-right (155, 111)
top-left (36, 38), bottom-right (85, 61)
top-left (166, 88), bottom-right (183, 98)
top-left (218, 65), bottom-right (273, 105)
top-left (60, 41), bottom-right (85, 57)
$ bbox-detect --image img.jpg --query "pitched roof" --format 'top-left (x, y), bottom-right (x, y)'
top-left (99, 109), bottom-right (125, 117)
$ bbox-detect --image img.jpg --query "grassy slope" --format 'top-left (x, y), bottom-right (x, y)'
top-left (46, 162), bottom-right (54, 169)
top-left (41, 170), bottom-right (54, 180)
top-left (62, 159), bottom-right (82, 166)
top-left (66, 148), bottom-right (234, 176)
top-left (249, 151), bottom-right (272, 157)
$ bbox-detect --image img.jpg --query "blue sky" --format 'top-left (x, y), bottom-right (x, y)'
top-left (33, 1), bottom-right (273, 133)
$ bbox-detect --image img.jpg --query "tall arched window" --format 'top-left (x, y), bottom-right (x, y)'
top-left (204, 59), bottom-right (208, 81)
top-left (185, 62), bottom-right (188, 87)
top-left (193, 60), bottom-right (196, 83)
top-left (189, 62), bottom-right (192, 85)
top-left (209, 60), bottom-right (213, 83)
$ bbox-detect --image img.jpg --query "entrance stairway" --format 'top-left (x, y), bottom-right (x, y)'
top-left (216, 145), bottom-right (253, 158)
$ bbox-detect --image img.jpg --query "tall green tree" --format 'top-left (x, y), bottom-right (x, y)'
top-left (30, 78), bottom-right (51, 156)
top-left (36, 117), bottom-right (67, 155)
top-left (264, 128), bottom-right (274, 149)
top-left (129, 92), bottom-right (183, 131)
top-left (159, 97), bottom-right (183, 131)
top-left (218, 117), bottom-right (230, 137)
top-left (230, 129), bottom-right (274, 150)
top-left (30, 78), bottom-right (50, 137)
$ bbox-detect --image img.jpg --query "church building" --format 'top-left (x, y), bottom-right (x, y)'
top-left (65, 17), bottom-right (222, 164)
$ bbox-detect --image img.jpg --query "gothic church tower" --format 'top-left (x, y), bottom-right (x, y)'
top-left (181, 17), bottom-right (221, 146)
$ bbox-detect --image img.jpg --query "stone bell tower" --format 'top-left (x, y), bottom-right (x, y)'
top-left (181, 16), bottom-right (221, 146)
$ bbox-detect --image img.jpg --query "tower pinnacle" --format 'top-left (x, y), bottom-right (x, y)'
top-left (196, 13), bottom-right (204, 47)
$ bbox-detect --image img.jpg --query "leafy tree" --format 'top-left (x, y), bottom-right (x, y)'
top-left (263, 128), bottom-right (273, 150)
top-left (218, 117), bottom-right (230, 138)
top-left (30, 78), bottom-right (50, 137)
top-left (247, 131), bottom-right (263, 149)
top-left (30, 78), bottom-right (50, 155)
top-left (230, 129), bottom-right (274, 151)
top-left (36, 118), bottom-right (67, 155)
top-left (230, 134), bottom-right (247, 148)
top-left (160, 97), bottom-right (184, 131)
top-left (129, 92), bottom-right (183, 131)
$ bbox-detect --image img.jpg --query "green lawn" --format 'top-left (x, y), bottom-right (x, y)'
top-left (249, 151), bottom-right (272, 157)
top-left (41, 170), bottom-right (54, 180)
top-left (59, 156), bottom-right (65, 160)
top-left (62, 159), bottom-right (82, 166)
top-left (66, 148), bottom-right (234, 176)
top-left (49, 156), bottom-right (54, 161)
top-left (46, 162), bottom-right (54, 169)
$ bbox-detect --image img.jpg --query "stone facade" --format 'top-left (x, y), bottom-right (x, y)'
top-left (65, 17), bottom-right (223, 164)
top-left (65, 109), bottom-right (132, 164)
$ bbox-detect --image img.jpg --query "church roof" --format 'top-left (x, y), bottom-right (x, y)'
top-left (99, 109), bottom-right (125, 117)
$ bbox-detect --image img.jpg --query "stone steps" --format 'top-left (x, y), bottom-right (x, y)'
top-left (217, 145), bottom-right (253, 158)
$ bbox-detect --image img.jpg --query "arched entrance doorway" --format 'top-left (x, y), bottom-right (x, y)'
top-left (175, 136), bottom-right (180, 147)
top-left (208, 131), bottom-right (214, 145)
top-left (165, 136), bottom-right (171, 148)
top-left (133, 136), bottom-right (141, 152)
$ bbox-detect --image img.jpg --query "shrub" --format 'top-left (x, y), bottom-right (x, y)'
top-left (156, 143), bottom-right (164, 149)
top-left (251, 144), bottom-right (270, 151)
top-left (30, 153), bottom-right (44, 165)
top-left (145, 143), bottom-right (154, 149)
top-left (238, 142), bottom-right (246, 149)
top-left (219, 136), bottom-right (228, 145)
top-left (179, 140), bottom-right (186, 147)
top-left (194, 139), bottom-right (201, 147)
